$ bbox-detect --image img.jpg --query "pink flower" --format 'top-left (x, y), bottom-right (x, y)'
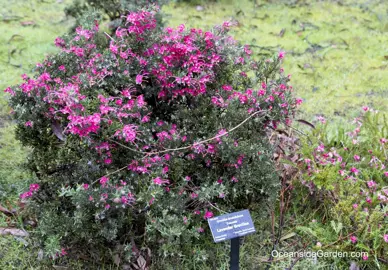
top-left (350, 167), bottom-right (359, 175)
top-left (316, 144), bottom-right (325, 152)
top-left (217, 178), bottom-right (223, 184)
top-left (362, 255), bottom-right (368, 261)
top-left (203, 210), bottom-right (214, 219)
top-left (149, 197), bottom-right (155, 205)
top-left (117, 124), bottom-right (138, 143)
top-left (231, 176), bottom-right (238, 183)
top-left (295, 98), bottom-right (303, 105)
top-left (222, 85), bottom-right (232, 91)
top-left (362, 106), bottom-right (369, 112)
top-left (278, 51), bottom-right (285, 59)
top-left (104, 158), bottom-right (112, 164)
top-left (61, 248), bottom-right (67, 256)
top-left (367, 180), bottom-right (376, 188)
top-left (100, 176), bottom-right (109, 186)
top-left (105, 204), bottom-right (111, 210)
top-left (58, 65), bottom-right (66, 72)
top-left (191, 193), bottom-right (198, 199)
top-left (383, 234), bottom-right (388, 243)
top-left (20, 191), bottom-right (32, 199)
top-left (25, 121), bottom-right (33, 127)
top-left (136, 74), bottom-right (143, 85)
top-left (352, 204), bottom-right (358, 209)
top-left (141, 115), bottom-right (150, 123)
top-left (353, 155), bottom-right (360, 162)
top-left (197, 227), bottom-right (204, 233)
top-left (54, 37), bottom-right (65, 48)
top-left (384, 172), bottom-right (388, 177)
top-left (153, 177), bottom-right (169, 186)
top-left (109, 43), bottom-right (118, 54)
top-left (72, 47), bottom-right (84, 57)
top-left (184, 176), bottom-right (191, 181)
top-left (162, 166), bottom-right (169, 174)
top-left (4, 87), bottom-right (15, 96)
top-left (137, 95), bottom-right (145, 108)
top-left (350, 235), bottom-right (357, 243)
top-left (29, 183), bottom-right (40, 192)
top-left (88, 195), bottom-right (94, 201)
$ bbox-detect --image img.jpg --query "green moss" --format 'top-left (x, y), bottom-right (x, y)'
top-left (0, 0), bottom-right (73, 202)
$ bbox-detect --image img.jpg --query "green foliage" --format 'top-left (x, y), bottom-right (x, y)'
top-left (294, 110), bottom-right (388, 268)
top-left (0, 236), bottom-right (38, 270)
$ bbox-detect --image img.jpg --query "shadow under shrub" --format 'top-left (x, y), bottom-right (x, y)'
top-left (5, 7), bottom-right (300, 268)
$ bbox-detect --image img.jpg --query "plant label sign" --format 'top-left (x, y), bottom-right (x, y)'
top-left (207, 209), bottom-right (256, 243)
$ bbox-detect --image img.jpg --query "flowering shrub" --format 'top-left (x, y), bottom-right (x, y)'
top-left (296, 109), bottom-right (388, 268)
top-left (5, 7), bottom-right (299, 267)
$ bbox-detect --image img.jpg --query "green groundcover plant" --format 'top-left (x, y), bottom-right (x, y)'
top-left (295, 109), bottom-right (388, 269)
top-left (5, 6), bottom-right (300, 268)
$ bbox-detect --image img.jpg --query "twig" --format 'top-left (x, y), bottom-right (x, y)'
top-left (0, 205), bottom-right (16, 217)
top-left (91, 165), bottom-right (128, 185)
top-left (104, 32), bottom-right (115, 42)
top-left (207, 202), bottom-right (227, 214)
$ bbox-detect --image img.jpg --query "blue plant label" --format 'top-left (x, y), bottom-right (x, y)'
top-left (207, 209), bottom-right (256, 243)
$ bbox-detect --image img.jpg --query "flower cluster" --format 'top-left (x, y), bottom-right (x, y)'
top-left (20, 183), bottom-right (40, 200)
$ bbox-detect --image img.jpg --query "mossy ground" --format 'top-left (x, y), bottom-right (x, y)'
top-left (0, 0), bottom-right (387, 268)
top-left (0, 0), bottom-right (74, 208)
top-left (0, 1), bottom-right (72, 268)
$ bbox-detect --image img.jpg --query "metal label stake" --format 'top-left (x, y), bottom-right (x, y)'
top-left (207, 210), bottom-right (256, 270)
top-left (230, 237), bottom-right (240, 270)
